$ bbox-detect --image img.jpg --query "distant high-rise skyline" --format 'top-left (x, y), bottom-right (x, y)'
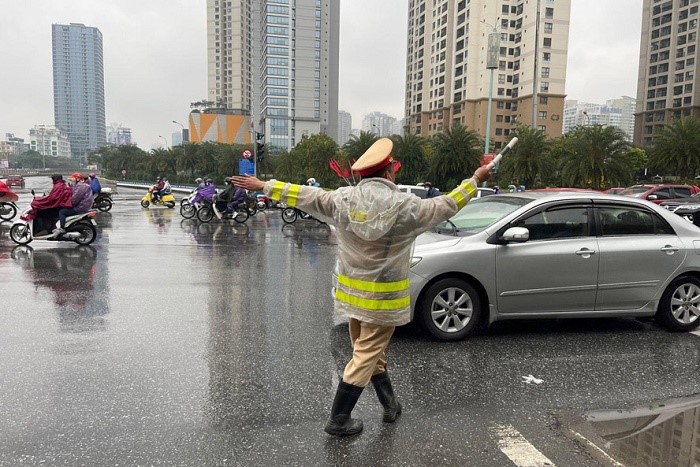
top-left (404, 0), bottom-right (571, 150)
top-left (107, 123), bottom-right (132, 146)
top-left (338, 110), bottom-right (352, 145)
top-left (634, 0), bottom-right (700, 147)
top-left (361, 112), bottom-right (398, 138)
top-left (52, 23), bottom-right (106, 160)
top-left (563, 97), bottom-right (636, 141)
top-left (206, 0), bottom-right (339, 151)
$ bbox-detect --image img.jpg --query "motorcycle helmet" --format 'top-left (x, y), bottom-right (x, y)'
top-left (224, 177), bottom-right (231, 185)
top-left (307, 177), bottom-right (316, 185)
top-left (89, 173), bottom-right (96, 178)
top-left (156, 176), bottom-right (162, 181)
top-left (50, 174), bottom-right (63, 182)
top-left (70, 172), bottom-right (84, 181)
top-left (205, 178), bottom-right (213, 184)
top-left (195, 177), bottom-right (203, 184)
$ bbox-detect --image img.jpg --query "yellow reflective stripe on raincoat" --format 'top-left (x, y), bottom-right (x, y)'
top-left (286, 184), bottom-right (300, 207)
top-left (335, 290), bottom-right (411, 311)
top-left (447, 181), bottom-right (478, 210)
top-left (269, 181), bottom-right (301, 207)
top-left (337, 274), bottom-right (409, 293)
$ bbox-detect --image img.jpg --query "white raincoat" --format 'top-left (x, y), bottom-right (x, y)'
top-left (264, 177), bottom-right (478, 326)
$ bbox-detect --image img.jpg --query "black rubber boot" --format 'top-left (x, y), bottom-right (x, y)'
top-left (324, 381), bottom-right (364, 436)
top-left (371, 372), bottom-right (402, 423)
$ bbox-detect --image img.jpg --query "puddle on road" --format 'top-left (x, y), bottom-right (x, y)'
top-left (585, 394), bottom-right (700, 466)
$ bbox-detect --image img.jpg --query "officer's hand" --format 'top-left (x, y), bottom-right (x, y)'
top-left (231, 175), bottom-right (265, 192)
top-left (473, 166), bottom-right (491, 184)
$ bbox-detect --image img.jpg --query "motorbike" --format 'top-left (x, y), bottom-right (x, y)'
top-left (10, 204), bottom-right (98, 246)
top-left (141, 188), bottom-right (176, 209)
top-left (180, 190), bottom-right (202, 219)
top-left (256, 193), bottom-right (272, 211)
top-left (281, 206), bottom-right (324, 224)
top-left (0, 201), bottom-right (18, 221)
top-left (197, 194), bottom-right (251, 223)
top-left (92, 187), bottom-right (113, 212)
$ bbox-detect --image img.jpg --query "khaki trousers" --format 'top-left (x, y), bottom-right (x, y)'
top-left (342, 318), bottom-right (395, 387)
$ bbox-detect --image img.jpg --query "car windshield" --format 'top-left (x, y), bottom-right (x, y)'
top-left (434, 196), bottom-right (531, 236)
top-left (619, 186), bottom-right (650, 197)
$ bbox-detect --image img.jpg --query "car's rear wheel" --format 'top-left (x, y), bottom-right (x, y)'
top-left (657, 276), bottom-right (700, 331)
top-left (417, 278), bottom-right (481, 341)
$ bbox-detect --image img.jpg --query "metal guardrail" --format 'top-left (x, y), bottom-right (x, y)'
top-left (116, 182), bottom-right (194, 194)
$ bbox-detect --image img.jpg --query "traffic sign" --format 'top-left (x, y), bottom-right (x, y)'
top-left (242, 149), bottom-right (252, 160)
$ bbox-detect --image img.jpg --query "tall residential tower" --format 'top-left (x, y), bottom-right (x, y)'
top-left (52, 23), bottom-right (106, 160)
top-left (206, 0), bottom-right (339, 151)
top-left (404, 0), bottom-right (571, 151)
top-left (634, 0), bottom-right (700, 147)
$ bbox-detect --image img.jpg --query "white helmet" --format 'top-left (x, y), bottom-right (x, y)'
top-left (307, 177), bottom-right (316, 185)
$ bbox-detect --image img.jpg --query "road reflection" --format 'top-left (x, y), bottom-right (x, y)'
top-left (11, 245), bottom-right (108, 333)
top-left (587, 394), bottom-right (700, 466)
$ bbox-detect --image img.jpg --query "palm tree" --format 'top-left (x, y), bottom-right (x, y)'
top-left (648, 116), bottom-right (700, 178)
top-left (558, 125), bottom-right (633, 189)
top-left (343, 131), bottom-right (378, 162)
top-left (428, 124), bottom-right (482, 189)
top-left (498, 125), bottom-right (554, 188)
top-left (391, 133), bottom-right (429, 185)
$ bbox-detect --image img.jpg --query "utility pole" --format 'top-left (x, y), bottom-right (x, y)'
top-left (484, 20), bottom-right (500, 155)
top-left (532, 0), bottom-right (541, 129)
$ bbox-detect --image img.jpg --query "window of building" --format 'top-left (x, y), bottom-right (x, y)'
top-left (539, 111), bottom-right (547, 119)
top-left (545, 7), bottom-right (554, 19)
top-left (541, 67), bottom-right (550, 78)
top-left (543, 38), bottom-right (552, 48)
top-left (540, 81), bottom-right (549, 92)
top-left (539, 96), bottom-right (548, 105)
top-left (544, 22), bottom-right (553, 34)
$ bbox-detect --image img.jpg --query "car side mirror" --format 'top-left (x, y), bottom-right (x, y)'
top-left (647, 194), bottom-right (658, 200)
top-left (501, 226), bottom-right (530, 243)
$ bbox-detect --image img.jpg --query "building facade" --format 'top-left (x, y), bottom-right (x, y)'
top-left (634, 0), bottom-right (700, 147)
top-left (107, 123), bottom-right (133, 146)
top-left (206, 0), bottom-right (340, 151)
top-left (405, 0), bottom-right (571, 151)
top-left (361, 112), bottom-right (399, 137)
top-left (563, 97), bottom-right (637, 141)
top-left (29, 125), bottom-right (72, 159)
top-left (52, 23), bottom-right (106, 160)
top-left (337, 110), bottom-right (352, 145)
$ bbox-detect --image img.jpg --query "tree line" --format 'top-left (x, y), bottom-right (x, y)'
top-left (40, 116), bottom-right (700, 190)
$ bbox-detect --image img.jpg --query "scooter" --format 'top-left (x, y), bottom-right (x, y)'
top-left (141, 188), bottom-right (176, 209)
top-left (10, 205), bottom-right (98, 246)
top-left (92, 187), bottom-right (114, 212)
top-left (199, 195), bottom-right (250, 223)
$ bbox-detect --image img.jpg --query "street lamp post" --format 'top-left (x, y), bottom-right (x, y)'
top-left (158, 135), bottom-right (168, 149)
top-left (483, 20), bottom-right (500, 156)
top-left (582, 111), bottom-right (590, 126)
top-left (372, 124), bottom-right (381, 137)
top-left (172, 120), bottom-right (185, 144)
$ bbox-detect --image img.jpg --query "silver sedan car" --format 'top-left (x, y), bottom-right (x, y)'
top-left (409, 192), bottom-right (700, 341)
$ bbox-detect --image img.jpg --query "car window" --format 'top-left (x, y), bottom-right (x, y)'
top-left (674, 187), bottom-right (691, 198)
top-left (434, 196), bottom-right (531, 235)
top-left (651, 188), bottom-right (671, 199)
top-left (513, 206), bottom-right (590, 241)
top-left (597, 207), bottom-right (675, 236)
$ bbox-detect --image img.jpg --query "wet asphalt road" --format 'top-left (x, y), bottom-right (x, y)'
top-left (1, 177), bottom-right (700, 467)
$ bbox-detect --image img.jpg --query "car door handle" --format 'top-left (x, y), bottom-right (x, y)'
top-left (661, 245), bottom-right (679, 254)
top-left (575, 248), bottom-right (596, 256)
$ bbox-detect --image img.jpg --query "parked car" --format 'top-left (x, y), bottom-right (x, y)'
top-left (5, 176), bottom-right (25, 188)
top-left (659, 192), bottom-right (700, 226)
top-left (618, 184), bottom-right (700, 204)
top-left (398, 184), bottom-right (494, 199)
top-left (408, 191), bottom-right (700, 341)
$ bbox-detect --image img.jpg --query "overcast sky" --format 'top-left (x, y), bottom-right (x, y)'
top-left (0, 0), bottom-right (642, 149)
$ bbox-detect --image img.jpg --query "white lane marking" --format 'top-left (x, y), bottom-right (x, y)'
top-left (492, 424), bottom-right (555, 467)
top-left (569, 430), bottom-right (625, 467)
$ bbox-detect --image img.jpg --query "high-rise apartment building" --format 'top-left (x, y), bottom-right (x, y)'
top-left (52, 23), bottom-right (106, 160)
top-left (206, 0), bottom-right (339, 151)
top-left (405, 0), bottom-right (571, 151)
top-left (107, 123), bottom-right (133, 146)
top-left (634, 0), bottom-right (700, 147)
top-left (338, 110), bottom-right (352, 145)
top-left (361, 112), bottom-right (398, 137)
top-left (563, 97), bottom-right (636, 141)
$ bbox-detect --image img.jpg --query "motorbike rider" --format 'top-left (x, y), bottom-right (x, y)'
top-left (0, 179), bottom-right (18, 202)
top-left (190, 178), bottom-right (216, 205)
top-left (307, 177), bottom-right (320, 187)
top-left (151, 177), bottom-right (165, 203)
top-left (30, 174), bottom-right (73, 237)
top-left (227, 179), bottom-right (247, 219)
top-left (232, 138), bottom-right (491, 437)
top-left (49, 173), bottom-right (93, 238)
top-left (195, 177), bottom-right (205, 190)
top-left (423, 182), bottom-right (440, 198)
top-left (88, 173), bottom-right (102, 196)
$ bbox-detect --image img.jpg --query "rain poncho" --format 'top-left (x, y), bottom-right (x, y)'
top-left (263, 177), bottom-right (478, 326)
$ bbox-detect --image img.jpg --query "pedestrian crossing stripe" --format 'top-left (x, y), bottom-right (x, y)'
top-left (491, 424), bottom-right (555, 467)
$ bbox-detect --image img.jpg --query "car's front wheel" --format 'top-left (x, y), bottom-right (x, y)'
top-left (657, 275), bottom-right (700, 331)
top-left (417, 278), bottom-right (481, 341)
